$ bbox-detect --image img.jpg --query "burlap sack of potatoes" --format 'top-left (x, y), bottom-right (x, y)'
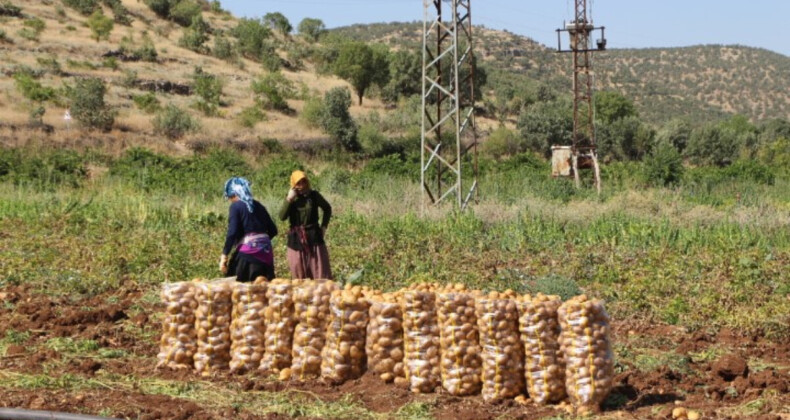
top-left (229, 281), bottom-right (267, 373)
top-left (259, 279), bottom-right (297, 376)
top-left (437, 291), bottom-right (482, 396)
top-left (320, 286), bottom-right (370, 383)
top-left (476, 293), bottom-right (525, 401)
top-left (558, 295), bottom-right (614, 414)
top-left (291, 279), bottom-right (338, 379)
top-left (193, 280), bottom-right (234, 376)
top-left (366, 293), bottom-right (406, 385)
top-left (402, 290), bottom-right (441, 394)
top-left (517, 293), bottom-right (566, 405)
top-left (157, 281), bottom-right (198, 369)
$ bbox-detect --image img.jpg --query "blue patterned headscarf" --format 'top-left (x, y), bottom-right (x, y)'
top-left (223, 177), bottom-right (254, 213)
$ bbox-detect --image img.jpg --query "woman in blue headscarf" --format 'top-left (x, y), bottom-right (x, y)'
top-left (220, 177), bottom-right (278, 282)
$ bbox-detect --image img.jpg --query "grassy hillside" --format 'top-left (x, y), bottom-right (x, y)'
top-left (335, 22), bottom-right (790, 124)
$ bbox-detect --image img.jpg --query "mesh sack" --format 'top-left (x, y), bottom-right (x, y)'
top-left (366, 293), bottom-right (406, 385)
top-left (517, 293), bottom-right (566, 405)
top-left (402, 290), bottom-right (441, 393)
top-left (320, 287), bottom-right (370, 383)
top-left (259, 279), bottom-right (297, 375)
top-left (157, 281), bottom-right (198, 369)
top-left (291, 279), bottom-right (338, 379)
top-left (229, 281), bottom-right (267, 373)
top-left (476, 293), bottom-right (525, 401)
top-left (193, 280), bottom-right (234, 376)
top-left (437, 291), bottom-right (482, 396)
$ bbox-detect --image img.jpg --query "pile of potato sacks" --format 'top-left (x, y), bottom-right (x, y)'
top-left (158, 279), bottom-right (614, 413)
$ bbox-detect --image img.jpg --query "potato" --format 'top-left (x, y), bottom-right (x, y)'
top-left (229, 282), bottom-right (267, 373)
top-left (517, 294), bottom-right (566, 405)
top-left (259, 279), bottom-right (297, 375)
top-left (157, 281), bottom-right (198, 369)
top-left (193, 280), bottom-right (234, 376)
top-left (321, 289), bottom-right (370, 383)
top-left (437, 292), bottom-right (481, 396)
top-left (476, 296), bottom-right (525, 401)
top-left (291, 279), bottom-right (338, 379)
top-left (402, 290), bottom-right (441, 394)
top-left (558, 295), bottom-right (614, 413)
top-left (366, 294), bottom-right (405, 384)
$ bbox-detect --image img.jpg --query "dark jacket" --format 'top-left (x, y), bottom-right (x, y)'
top-left (223, 199), bottom-right (278, 258)
top-left (278, 190), bottom-right (331, 250)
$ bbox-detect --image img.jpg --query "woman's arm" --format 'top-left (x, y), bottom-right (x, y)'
top-left (223, 203), bottom-right (241, 255)
top-left (315, 191), bottom-right (332, 228)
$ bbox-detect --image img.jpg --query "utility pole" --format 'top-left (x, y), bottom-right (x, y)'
top-left (420, 0), bottom-right (478, 212)
top-left (556, 0), bottom-right (606, 194)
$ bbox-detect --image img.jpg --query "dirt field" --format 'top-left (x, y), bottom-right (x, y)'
top-left (0, 284), bottom-right (788, 420)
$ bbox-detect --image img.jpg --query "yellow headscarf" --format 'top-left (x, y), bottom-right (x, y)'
top-left (290, 170), bottom-right (307, 188)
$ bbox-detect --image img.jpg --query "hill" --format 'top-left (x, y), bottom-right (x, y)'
top-left (334, 22), bottom-right (790, 124)
top-left (0, 1), bottom-right (788, 154)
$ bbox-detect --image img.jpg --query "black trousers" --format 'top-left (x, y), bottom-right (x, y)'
top-left (235, 258), bottom-right (275, 283)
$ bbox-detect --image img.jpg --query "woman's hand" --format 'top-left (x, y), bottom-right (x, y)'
top-left (219, 254), bottom-right (228, 274)
top-left (286, 188), bottom-right (297, 202)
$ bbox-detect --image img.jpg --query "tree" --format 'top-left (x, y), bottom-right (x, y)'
top-left (517, 99), bottom-right (573, 157)
top-left (594, 91), bottom-right (637, 124)
top-left (382, 50), bottom-right (421, 103)
top-left (231, 18), bottom-right (271, 60)
top-left (69, 77), bottom-right (115, 131)
top-left (597, 116), bottom-right (655, 161)
top-left (321, 87), bottom-right (359, 151)
top-left (169, 0), bottom-right (202, 27)
top-left (297, 18), bottom-right (325, 43)
top-left (333, 42), bottom-right (388, 106)
top-left (643, 141), bottom-right (684, 187)
top-left (655, 119), bottom-right (692, 153)
top-left (87, 9), bottom-right (114, 41)
top-left (685, 123), bottom-right (742, 166)
top-left (263, 12), bottom-right (292, 35)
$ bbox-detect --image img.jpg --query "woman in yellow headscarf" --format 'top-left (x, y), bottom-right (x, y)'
top-left (279, 170), bottom-right (333, 279)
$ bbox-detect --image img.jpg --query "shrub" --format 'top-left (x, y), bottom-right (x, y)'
top-left (237, 106), bottom-right (266, 128)
top-left (260, 40), bottom-right (281, 72)
top-left (191, 67), bottom-right (222, 116)
top-left (643, 141), bottom-right (684, 187)
top-left (153, 104), bottom-right (199, 139)
top-left (685, 124), bottom-right (742, 166)
top-left (297, 17), bottom-right (325, 43)
top-left (481, 126), bottom-right (522, 159)
top-left (101, 0), bottom-right (132, 25)
top-left (144, 0), bottom-right (170, 19)
top-left (178, 14), bottom-right (209, 52)
top-left (14, 73), bottom-right (56, 102)
top-left (231, 18), bottom-right (270, 60)
top-left (251, 72), bottom-right (294, 112)
top-left (62, 0), bottom-right (98, 15)
top-left (18, 18), bottom-right (45, 41)
top-left (132, 92), bottom-right (161, 114)
top-left (68, 78), bottom-right (115, 131)
top-left (212, 35), bottom-right (236, 61)
top-left (0, 148), bottom-right (87, 188)
top-left (87, 9), bottom-right (114, 42)
top-left (299, 96), bottom-right (324, 129)
top-left (0, 2), bottom-right (22, 17)
top-left (169, 0), bottom-right (202, 26)
top-left (321, 87), bottom-right (359, 152)
top-left (102, 56), bottom-right (119, 70)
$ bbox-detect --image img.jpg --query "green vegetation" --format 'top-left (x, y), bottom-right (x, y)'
top-left (332, 41), bottom-right (389, 106)
top-left (263, 12), bottom-right (292, 36)
top-left (298, 17), bottom-right (325, 43)
top-left (251, 72), bottom-right (295, 113)
top-left (153, 104), bottom-right (200, 139)
top-left (62, 0), bottom-right (98, 16)
top-left (321, 87), bottom-right (359, 151)
top-left (67, 77), bottom-right (115, 131)
top-left (179, 14), bottom-right (209, 53)
top-left (87, 9), bottom-right (114, 42)
top-left (18, 18), bottom-right (46, 41)
top-left (192, 67), bottom-right (223, 116)
top-left (133, 92), bottom-right (161, 114)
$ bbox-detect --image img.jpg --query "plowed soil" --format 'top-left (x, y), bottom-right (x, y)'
top-left (1, 284), bottom-right (788, 419)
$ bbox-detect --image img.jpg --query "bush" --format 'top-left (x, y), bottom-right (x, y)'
top-left (212, 35), bottom-right (236, 61)
top-left (192, 67), bottom-right (222, 116)
top-left (231, 18), bottom-right (270, 60)
top-left (643, 141), bottom-right (684, 187)
top-left (18, 18), bottom-right (45, 41)
top-left (87, 10), bottom-right (114, 42)
top-left (62, 0), bottom-right (98, 15)
top-left (299, 96), bottom-right (324, 129)
top-left (481, 126), bottom-right (522, 159)
top-left (132, 92), bottom-right (161, 114)
top-left (68, 78), bottom-right (115, 131)
top-left (144, 0), bottom-right (170, 19)
top-left (251, 72), bottom-right (294, 112)
top-left (685, 123), bottom-right (742, 167)
top-left (321, 87), bottom-right (359, 152)
top-left (102, 56), bottom-right (119, 70)
top-left (169, 0), bottom-right (202, 26)
top-left (237, 106), bottom-right (266, 128)
top-left (135, 35), bottom-right (158, 62)
top-left (0, 148), bottom-right (88, 188)
top-left (0, 2), bottom-right (22, 17)
top-left (101, 0), bottom-right (133, 25)
top-left (260, 40), bottom-right (281, 72)
top-left (178, 14), bottom-right (209, 52)
top-left (14, 73), bottom-right (56, 102)
top-left (153, 104), bottom-right (199, 139)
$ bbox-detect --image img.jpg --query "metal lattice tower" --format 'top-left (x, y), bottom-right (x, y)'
top-left (556, 0), bottom-right (605, 193)
top-left (420, 0), bottom-right (478, 211)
